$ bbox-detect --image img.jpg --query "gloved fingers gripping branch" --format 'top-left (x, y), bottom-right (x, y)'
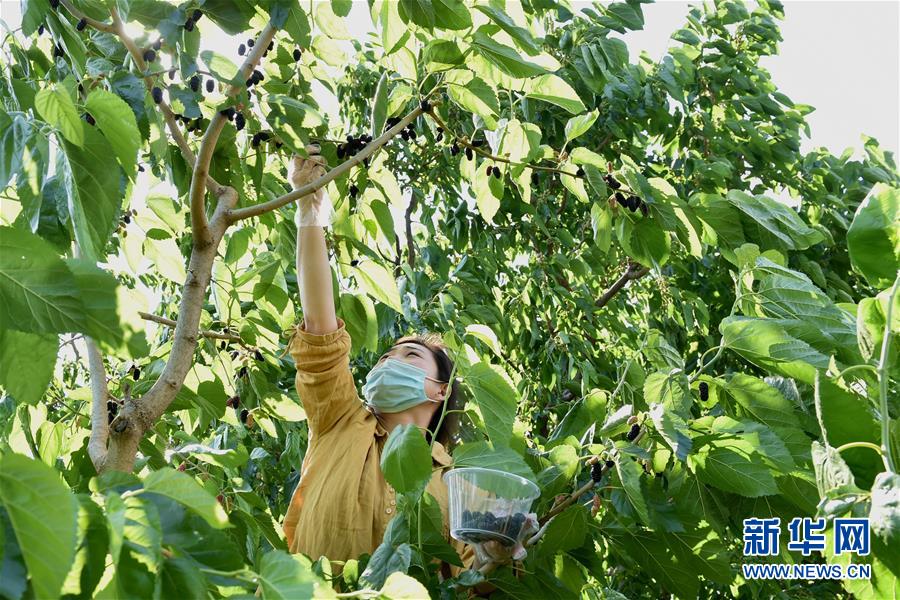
top-left (291, 144), bottom-right (334, 228)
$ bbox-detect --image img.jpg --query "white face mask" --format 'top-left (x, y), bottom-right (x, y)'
top-left (362, 358), bottom-right (444, 413)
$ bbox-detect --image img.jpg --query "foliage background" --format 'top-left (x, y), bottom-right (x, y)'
top-left (0, 0), bottom-right (898, 598)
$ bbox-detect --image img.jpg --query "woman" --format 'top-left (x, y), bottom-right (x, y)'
top-left (280, 146), bottom-right (485, 581)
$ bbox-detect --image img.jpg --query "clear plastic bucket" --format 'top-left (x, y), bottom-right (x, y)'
top-left (444, 467), bottom-right (540, 547)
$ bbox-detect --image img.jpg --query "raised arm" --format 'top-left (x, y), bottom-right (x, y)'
top-left (291, 147), bottom-right (339, 335)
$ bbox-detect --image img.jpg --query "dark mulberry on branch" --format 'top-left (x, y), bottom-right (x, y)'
top-left (626, 423), bottom-right (641, 441)
top-left (151, 87), bottom-right (163, 104)
top-left (76, 18), bottom-right (87, 31)
top-left (699, 382), bottom-right (709, 402)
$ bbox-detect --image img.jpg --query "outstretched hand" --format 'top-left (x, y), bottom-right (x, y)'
top-left (291, 144), bottom-right (333, 227)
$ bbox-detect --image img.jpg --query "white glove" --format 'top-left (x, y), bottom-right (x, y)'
top-left (291, 144), bottom-right (334, 228)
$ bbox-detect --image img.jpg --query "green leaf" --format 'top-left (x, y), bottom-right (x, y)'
top-left (142, 468), bottom-right (230, 529)
top-left (720, 316), bottom-right (830, 385)
top-left (445, 70), bottom-right (500, 129)
top-left (648, 403), bottom-right (692, 462)
top-left (266, 95), bottom-right (323, 155)
top-left (354, 259), bottom-right (402, 313)
top-left (869, 472), bottom-right (900, 546)
top-left (549, 389), bottom-right (607, 445)
top-left (814, 373), bottom-right (881, 484)
top-left (847, 183), bottom-right (899, 289)
top-left (0, 226), bottom-right (87, 334)
top-left (423, 39), bottom-right (465, 72)
top-left (60, 126), bottom-right (122, 262)
top-left (360, 542), bottom-right (412, 589)
top-left (0, 112), bottom-right (33, 190)
top-left (61, 494), bottom-right (109, 599)
top-left (380, 572), bottom-right (430, 599)
top-left (539, 505), bottom-right (588, 555)
top-left (371, 72), bottom-right (388, 137)
top-left (432, 0), bottom-right (472, 30)
top-left (688, 423), bottom-right (779, 497)
top-left (84, 89), bottom-right (140, 180)
top-left (0, 453), bottom-right (78, 600)
top-left (339, 292), bottom-right (378, 355)
top-left (616, 456), bottom-right (651, 525)
top-left (398, 0), bottom-right (434, 28)
top-left (472, 29), bottom-right (548, 78)
top-left (380, 424), bottom-right (432, 496)
top-left (169, 444), bottom-right (249, 470)
top-left (643, 370), bottom-right (692, 418)
top-left (523, 74), bottom-right (586, 114)
top-left (725, 190), bottom-right (824, 251)
top-left (199, 50), bottom-right (239, 83)
top-left (466, 362), bottom-right (518, 446)
top-left (258, 550), bottom-right (321, 600)
top-left (65, 259), bottom-right (125, 350)
top-left (35, 86), bottom-right (84, 147)
top-left (160, 557), bottom-right (207, 600)
top-left (0, 329), bottom-right (57, 405)
top-left (452, 441), bottom-right (535, 483)
top-left (564, 109), bottom-right (599, 142)
top-left (314, 1), bottom-right (350, 40)
top-left (474, 5), bottom-right (539, 54)
top-left (617, 216), bottom-right (670, 268)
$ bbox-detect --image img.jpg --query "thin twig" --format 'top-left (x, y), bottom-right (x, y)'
top-left (227, 104), bottom-right (428, 222)
top-left (138, 311), bottom-right (242, 342)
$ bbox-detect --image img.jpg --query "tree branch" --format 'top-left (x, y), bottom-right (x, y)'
top-left (226, 104), bottom-right (427, 222)
top-left (405, 192), bottom-right (418, 270)
top-left (84, 336), bottom-right (109, 472)
top-left (595, 261), bottom-right (650, 309)
top-left (59, 0), bottom-right (116, 33)
top-left (189, 23), bottom-right (277, 242)
top-left (138, 311), bottom-right (242, 342)
top-left (108, 8), bottom-right (224, 195)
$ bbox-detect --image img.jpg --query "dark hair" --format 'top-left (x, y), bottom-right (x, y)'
top-left (392, 333), bottom-right (464, 449)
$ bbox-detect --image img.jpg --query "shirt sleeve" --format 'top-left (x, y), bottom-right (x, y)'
top-left (286, 316), bottom-right (363, 435)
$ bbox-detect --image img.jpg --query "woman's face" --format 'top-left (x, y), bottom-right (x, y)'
top-left (376, 342), bottom-right (447, 402)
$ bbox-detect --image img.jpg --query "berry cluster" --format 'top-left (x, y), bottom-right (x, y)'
top-left (245, 69), bottom-right (264, 89)
top-left (336, 134), bottom-right (372, 159)
top-left (458, 510), bottom-right (529, 546)
top-left (106, 399), bottom-right (119, 424)
top-left (614, 192), bottom-right (649, 216)
top-left (399, 123), bottom-right (417, 142)
top-left (484, 165), bottom-right (501, 179)
top-left (226, 395), bottom-right (240, 408)
top-left (698, 381), bottom-right (709, 402)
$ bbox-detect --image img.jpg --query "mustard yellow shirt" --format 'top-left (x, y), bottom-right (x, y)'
top-left (281, 317), bottom-right (474, 577)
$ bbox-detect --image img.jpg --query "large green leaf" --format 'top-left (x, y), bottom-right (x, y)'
top-left (61, 126), bottom-right (122, 262)
top-left (0, 453), bottom-right (78, 600)
top-left (465, 362), bottom-right (518, 446)
top-left (35, 86), bottom-right (84, 147)
top-left (359, 541), bottom-right (412, 589)
top-left (847, 183), bottom-right (899, 289)
top-left (0, 329), bottom-right (57, 405)
top-left (725, 190), bottom-right (823, 251)
top-left (380, 424), bottom-right (432, 496)
top-left (84, 89), bottom-right (140, 180)
top-left (354, 259), bottom-right (402, 313)
top-left (398, 0), bottom-right (434, 28)
top-left (0, 112), bottom-right (33, 189)
top-left (564, 110), bottom-right (599, 142)
top-left (720, 316), bottom-right (830, 384)
top-left (474, 5), bottom-right (539, 54)
top-left (523, 74), bottom-right (586, 114)
top-left (539, 505), bottom-right (588, 556)
top-left (339, 292), bottom-right (378, 355)
top-left (65, 259), bottom-right (124, 350)
top-left (258, 550), bottom-right (321, 600)
top-left (688, 419), bottom-right (779, 497)
top-left (472, 29), bottom-right (547, 78)
top-left (0, 226), bottom-right (87, 334)
top-left (142, 468), bottom-right (230, 529)
top-left (445, 70), bottom-right (500, 129)
top-left (548, 390), bottom-right (607, 445)
top-left (869, 472), bottom-right (900, 546)
top-left (432, 0), bottom-right (471, 30)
